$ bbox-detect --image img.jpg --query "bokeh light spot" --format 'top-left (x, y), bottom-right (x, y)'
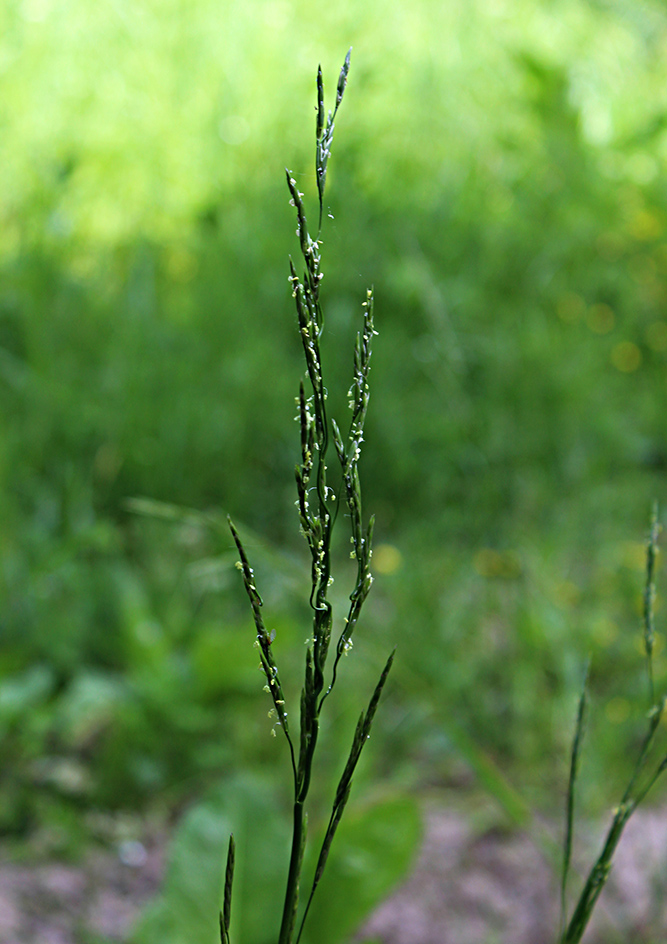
top-left (587, 303), bottom-right (615, 334)
top-left (610, 341), bottom-right (641, 372)
top-left (373, 544), bottom-right (403, 575)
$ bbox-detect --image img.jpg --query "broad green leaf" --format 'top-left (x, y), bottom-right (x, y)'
top-left (301, 793), bottom-right (422, 944)
top-left (130, 772), bottom-right (290, 944)
top-left (0, 665), bottom-right (55, 721)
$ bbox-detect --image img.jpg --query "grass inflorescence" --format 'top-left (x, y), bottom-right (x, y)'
top-left (226, 50), bottom-right (393, 944)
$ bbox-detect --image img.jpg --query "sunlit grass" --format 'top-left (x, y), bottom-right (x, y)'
top-left (3, 0), bottom-right (667, 249)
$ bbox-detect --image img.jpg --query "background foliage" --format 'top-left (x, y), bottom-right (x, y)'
top-left (3, 0), bottom-right (667, 938)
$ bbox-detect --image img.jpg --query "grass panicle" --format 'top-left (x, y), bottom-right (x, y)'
top-left (559, 507), bottom-right (666, 944)
top-left (228, 50), bottom-right (393, 944)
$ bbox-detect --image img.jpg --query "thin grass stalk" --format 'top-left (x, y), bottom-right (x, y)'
top-left (644, 502), bottom-right (659, 708)
top-left (295, 649), bottom-right (396, 944)
top-left (559, 663), bottom-right (588, 941)
top-left (560, 508), bottom-right (666, 944)
top-left (561, 715), bottom-right (666, 943)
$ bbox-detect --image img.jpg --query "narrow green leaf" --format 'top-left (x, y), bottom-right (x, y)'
top-left (560, 663), bottom-right (589, 941)
top-left (643, 502), bottom-right (660, 707)
top-left (220, 834), bottom-right (235, 944)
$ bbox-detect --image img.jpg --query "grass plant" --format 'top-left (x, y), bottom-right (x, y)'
top-left (119, 50), bottom-right (667, 944)
top-left (223, 51), bottom-right (667, 944)
top-left (559, 505), bottom-right (666, 943)
top-left (5, 1), bottom-right (667, 842)
top-left (226, 50), bottom-right (394, 944)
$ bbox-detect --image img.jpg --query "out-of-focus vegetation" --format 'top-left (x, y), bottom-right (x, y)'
top-left (2, 0), bottom-right (667, 922)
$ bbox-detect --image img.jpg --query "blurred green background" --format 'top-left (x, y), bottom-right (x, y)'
top-left (3, 0), bottom-right (667, 938)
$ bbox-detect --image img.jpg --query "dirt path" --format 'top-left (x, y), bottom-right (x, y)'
top-left (0, 819), bottom-right (166, 944)
top-left (359, 804), bottom-right (667, 943)
top-left (2, 803), bottom-right (666, 943)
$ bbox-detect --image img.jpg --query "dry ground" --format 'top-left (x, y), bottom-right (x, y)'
top-left (2, 802), bottom-right (667, 944)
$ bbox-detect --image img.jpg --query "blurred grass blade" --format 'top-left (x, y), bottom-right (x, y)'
top-left (560, 662), bottom-right (589, 942)
top-left (643, 502), bottom-right (660, 708)
top-left (124, 496), bottom-right (223, 532)
top-left (563, 509), bottom-right (666, 944)
top-left (220, 834), bottom-right (235, 944)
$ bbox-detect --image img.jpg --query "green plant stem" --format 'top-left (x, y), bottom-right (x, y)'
top-left (560, 663), bottom-right (588, 941)
top-left (279, 801), bottom-right (307, 944)
top-left (295, 649), bottom-right (395, 944)
top-left (561, 706), bottom-right (666, 943)
top-left (643, 502), bottom-right (659, 708)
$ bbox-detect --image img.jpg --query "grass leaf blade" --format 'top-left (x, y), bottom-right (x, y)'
top-left (219, 834), bottom-right (235, 944)
top-left (643, 501), bottom-right (660, 708)
top-left (560, 662), bottom-right (589, 942)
